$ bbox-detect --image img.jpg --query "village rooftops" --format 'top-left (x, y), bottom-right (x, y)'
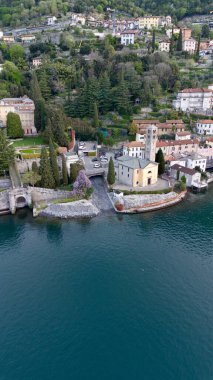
top-left (117, 155), bottom-right (157, 169)
top-left (197, 120), bottom-right (213, 123)
top-left (124, 141), bottom-right (145, 148)
top-left (157, 139), bottom-right (199, 148)
top-left (171, 164), bottom-right (196, 175)
top-left (180, 88), bottom-right (212, 93)
top-left (176, 131), bottom-right (191, 136)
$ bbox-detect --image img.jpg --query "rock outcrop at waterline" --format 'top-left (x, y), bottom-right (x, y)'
top-left (38, 200), bottom-right (100, 219)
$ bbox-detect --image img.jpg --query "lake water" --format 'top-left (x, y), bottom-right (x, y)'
top-left (0, 191), bottom-right (213, 379)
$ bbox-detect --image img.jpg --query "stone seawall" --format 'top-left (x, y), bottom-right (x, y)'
top-left (113, 191), bottom-right (186, 214)
top-left (0, 190), bottom-right (10, 214)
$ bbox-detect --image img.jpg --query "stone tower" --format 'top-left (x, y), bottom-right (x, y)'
top-left (145, 125), bottom-right (158, 162)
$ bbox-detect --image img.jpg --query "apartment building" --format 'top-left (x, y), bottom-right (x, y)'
top-left (173, 86), bottom-right (213, 112)
top-left (0, 96), bottom-right (36, 135)
top-left (196, 120), bottom-right (213, 135)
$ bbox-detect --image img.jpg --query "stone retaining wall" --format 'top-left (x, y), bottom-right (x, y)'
top-left (0, 190), bottom-right (10, 212)
top-left (30, 187), bottom-right (72, 203)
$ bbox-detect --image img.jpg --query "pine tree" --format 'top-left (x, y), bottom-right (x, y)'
top-left (177, 30), bottom-right (182, 51)
top-left (169, 28), bottom-right (174, 56)
top-left (114, 72), bottom-right (131, 115)
top-left (49, 138), bottom-right (60, 187)
top-left (155, 148), bottom-right (165, 175)
top-left (107, 157), bottom-right (115, 185)
top-left (7, 112), bottom-right (24, 138)
top-left (39, 147), bottom-right (55, 189)
top-left (85, 76), bottom-right (99, 117)
top-left (93, 102), bottom-right (99, 128)
top-left (62, 154), bottom-right (68, 186)
top-left (43, 118), bottom-right (54, 143)
top-left (98, 73), bottom-right (111, 114)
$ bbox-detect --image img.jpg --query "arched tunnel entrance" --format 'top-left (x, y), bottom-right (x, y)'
top-left (16, 196), bottom-right (28, 209)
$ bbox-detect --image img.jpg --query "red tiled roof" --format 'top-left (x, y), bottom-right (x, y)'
top-left (157, 139), bottom-right (199, 147)
top-left (197, 120), bottom-right (213, 124)
top-left (181, 88), bottom-right (212, 93)
top-left (124, 142), bottom-right (145, 148)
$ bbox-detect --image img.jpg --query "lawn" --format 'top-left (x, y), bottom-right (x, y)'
top-left (11, 136), bottom-right (46, 147)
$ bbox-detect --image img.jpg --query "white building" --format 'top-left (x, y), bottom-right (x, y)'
top-left (123, 142), bottom-right (145, 158)
top-left (186, 153), bottom-right (207, 171)
top-left (175, 131), bottom-right (191, 140)
top-left (32, 57), bottom-right (42, 68)
top-left (47, 16), bottom-right (57, 25)
top-left (0, 30), bottom-right (3, 39)
top-left (182, 38), bottom-right (196, 54)
top-left (136, 133), bottom-right (145, 142)
top-left (20, 35), bottom-right (36, 44)
top-left (173, 86), bottom-right (213, 112)
top-left (196, 120), bottom-right (213, 135)
top-left (158, 40), bottom-right (170, 52)
top-left (166, 28), bottom-right (180, 38)
top-left (121, 30), bottom-right (138, 46)
top-left (170, 164), bottom-right (201, 187)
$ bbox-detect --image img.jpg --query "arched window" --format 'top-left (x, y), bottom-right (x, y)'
top-left (148, 170), bottom-right (152, 174)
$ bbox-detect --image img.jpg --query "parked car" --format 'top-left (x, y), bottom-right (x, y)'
top-left (92, 157), bottom-right (98, 162)
top-left (100, 157), bottom-right (108, 162)
top-left (94, 163), bottom-right (101, 168)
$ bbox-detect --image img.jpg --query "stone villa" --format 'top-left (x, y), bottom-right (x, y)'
top-left (0, 96), bottom-right (36, 135)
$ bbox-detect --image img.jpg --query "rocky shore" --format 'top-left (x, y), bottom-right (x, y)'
top-left (38, 200), bottom-right (100, 219)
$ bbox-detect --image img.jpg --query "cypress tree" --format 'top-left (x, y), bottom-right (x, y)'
top-left (39, 147), bottom-right (55, 189)
top-left (32, 161), bottom-right (39, 173)
top-left (30, 71), bottom-right (42, 102)
top-left (93, 102), bottom-right (99, 128)
top-left (70, 163), bottom-right (78, 183)
top-left (114, 77), bottom-right (131, 115)
top-left (152, 30), bottom-right (156, 53)
top-left (43, 118), bottom-right (54, 143)
top-left (62, 154), bottom-right (68, 186)
top-left (0, 130), bottom-right (15, 176)
top-left (155, 148), bottom-right (165, 175)
top-left (107, 157), bottom-right (115, 185)
top-left (177, 30), bottom-right (182, 51)
top-left (196, 35), bottom-right (201, 61)
top-left (35, 98), bottom-right (46, 131)
top-left (49, 138), bottom-right (60, 187)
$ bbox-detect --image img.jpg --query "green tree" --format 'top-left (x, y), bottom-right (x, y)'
top-left (107, 157), bottom-right (115, 185)
top-left (177, 30), bottom-right (182, 51)
top-left (155, 148), bottom-right (165, 175)
top-left (22, 170), bottom-right (41, 187)
top-left (30, 71), bottom-right (42, 102)
top-left (32, 161), bottom-right (39, 173)
top-left (70, 163), bottom-right (78, 183)
top-left (93, 102), bottom-right (99, 128)
top-left (152, 30), bottom-right (156, 53)
top-left (7, 112), bottom-right (24, 138)
top-left (195, 34), bottom-right (201, 61)
top-left (0, 130), bottom-right (15, 175)
top-left (114, 71), bottom-right (131, 115)
top-left (35, 98), bottom-right (46, 131)
top-left (49, 138), bottom-right (60, 187)
top-left (39, 147), bottom-right (55, 188)
top-left (39, 70), bottom-right (51, 100)
top-left (62, 154), bottom-right (68, 186)
top-left (201, 24), bottom-right (210, 38)
top-left (98, 73), bottom-right (111, 114)
top-left (9, 44), bottom-right (25, 64)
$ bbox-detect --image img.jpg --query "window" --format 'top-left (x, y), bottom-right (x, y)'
top-left (148, 170), bottom-right (152, 174)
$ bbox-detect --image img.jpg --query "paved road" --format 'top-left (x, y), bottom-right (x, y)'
top-left (91, 177), bottom-right (113, 212)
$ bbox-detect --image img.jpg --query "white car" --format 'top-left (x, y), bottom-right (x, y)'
top-left (100, 157), bottom-right (108, 162)
top-left (94, 163), bottom-right (101, 168)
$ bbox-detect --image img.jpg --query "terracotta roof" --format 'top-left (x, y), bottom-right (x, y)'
top-left (157, 139), bottom-right (199, 147)
top-left (133, 119), bottom-right (159, 124)
top-left (176, 131), bottom-right (191, 136)
top-left (166, 120), bottom-right (184, 124)
top-left (124, 142), bottom-right (145, 148)
top-left (180, 88), bottom-right (212, 93)
top-left (206, 137), bottom-right (213, 142)
top-left (171, 164), bottom-right (196, 175)
top-left (197, 120), bottom-right (213, 124)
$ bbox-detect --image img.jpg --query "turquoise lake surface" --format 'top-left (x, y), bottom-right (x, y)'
top-left (0, 191), bottom-right (213, 379)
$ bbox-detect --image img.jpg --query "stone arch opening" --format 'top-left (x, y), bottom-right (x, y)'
top-left (16, 196), bottom-right (27, 209)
